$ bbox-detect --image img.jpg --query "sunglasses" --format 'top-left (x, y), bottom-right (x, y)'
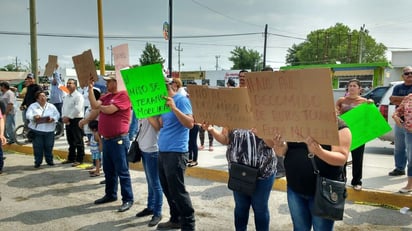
top-left (404, 72), bottom-right (412, 76)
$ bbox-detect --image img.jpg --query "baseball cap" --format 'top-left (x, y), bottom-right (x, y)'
top-left (26, 73), bottom-right (34, 79)
top-left (103, 74), bottom-right (116, 81)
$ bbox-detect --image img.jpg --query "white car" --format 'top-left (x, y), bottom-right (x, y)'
top-left (377, 81), bottom-right (403, 142)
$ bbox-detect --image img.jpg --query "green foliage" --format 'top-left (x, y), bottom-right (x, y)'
top-left (139, 43), bottom-right (165, 66)
top-left (1, 63), bottom-right (18, 71)
top-left (285, 23), bottom-right (388, 65)
top-left (229, 46), bottom-right (262, 71)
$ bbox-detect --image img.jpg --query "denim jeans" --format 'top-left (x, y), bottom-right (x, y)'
top-left (405, 131), bottom-right (412, 176)
top-left (232, 174), bottom-right (275, 231)
top-left (32, 130), bottom-right (55, 166)
top-left (287, 187), bottom-right (334, 231)
top-left (102, 136), bottom-right (134, 203)
top-left (158, 152), bottom-right (195, 230)
top-left (142, 151), bottom-right (163, 216)
top-left (0, 146), bottom-right (3, 171)
top-left (394, 125), bottom-right (408, 171)
top-left (5, 113), bottom-right (15, 143)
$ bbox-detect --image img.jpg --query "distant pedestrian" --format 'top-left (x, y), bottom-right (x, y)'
top-left (0, 81), bottom-right (16, 144)
top-left (388, 66), bottom-right (412, 177)
top-left (26, 91), bottom-right (60, 168)
top-left (61, 79), bottom-right (85, 167)
top-left (336, 79), bottom-right (374, 191)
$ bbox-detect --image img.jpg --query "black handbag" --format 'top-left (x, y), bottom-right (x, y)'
top-left (127, 124), bottom-right (142, 163)
top-left (309, 153), bottom-right (347, 221)
top-left (227, 162), bottom-right (259, 196)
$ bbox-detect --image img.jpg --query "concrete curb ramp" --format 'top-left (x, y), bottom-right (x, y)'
top-left (5, 143), bottom-right (411, 209)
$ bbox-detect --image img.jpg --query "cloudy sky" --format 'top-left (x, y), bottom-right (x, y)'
top-left (1, 0), bottom-right (411, 72)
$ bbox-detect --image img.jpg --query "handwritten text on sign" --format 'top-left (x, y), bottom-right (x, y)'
top-left (120, 63), bottom-right (170, 119)
top-left (246, 69), bottom-right (339, 145)
top-left (187, 85), bottom-right (254, 129)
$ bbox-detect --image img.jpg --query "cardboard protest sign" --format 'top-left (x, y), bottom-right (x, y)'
top-left (340, 103), bottom-right (392, 150)
top-left (72, 49), bottom-right (98, 88)
top-left (120, 63), bottom-right (170, 118)
top-left (246, 69), bottom-right (339, 145)
top-left (187, 85), bottom-right (254, 128)
top-left (44, 55), bottom-right (58, 77)
top-left (113, 43), bottom-right (129, 92)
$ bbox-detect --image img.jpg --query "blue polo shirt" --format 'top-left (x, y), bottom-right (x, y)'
top-left (158, 93), bottom-right (192, 152)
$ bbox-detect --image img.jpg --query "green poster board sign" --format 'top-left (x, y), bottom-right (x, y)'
top-left (339, 103), bottom-right (392, 151)
top-left (120, 63), bottom-right (170, 118)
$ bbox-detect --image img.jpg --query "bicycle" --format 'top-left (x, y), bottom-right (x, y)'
top-left (14, 121), bottom-right (64, 145)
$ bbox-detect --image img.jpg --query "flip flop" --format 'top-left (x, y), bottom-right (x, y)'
top-left (90, 172), bottom-right (101, 177)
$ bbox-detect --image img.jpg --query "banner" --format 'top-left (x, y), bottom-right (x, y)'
top-left (120, 63), bottom-right (170, 118)
top-left (113, 43), bottom-right (129, 91)
top-left (187, 85), bottom-right (254, 128)
top-left (72, 49), bottom-right (98, 88)
top-left (340, 103), bottom-right (392, 150)
top-left (44, 55), bottom-right (57, 77)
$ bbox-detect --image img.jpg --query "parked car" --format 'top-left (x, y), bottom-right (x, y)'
top-left (362, 86), bottom-right (390, 107)
top-left (377, 81), bottom-right (403, 142)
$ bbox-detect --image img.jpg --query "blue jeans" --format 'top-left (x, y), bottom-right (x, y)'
top-left (32, 130), bottom-right (55, 166)
top-left (128, 110), bottom-right (138, 140)
top-left (5, 113), bottom-right (15, 143)
top-left (0, 146), bottom-right (3, 171)
top-left (394, 125), bottom-right (408, 171)
top-left (287, 187), bottom-right (334, 231)
top-left (158, 152), bottom-right (195, 230)
top-left (233, 174), bottom-right (275, 231)
top-left (142, 151), bottom-right (163, 216)
top-left (102, 136), bottom-right (134, 203)
top-left (405, 131), bottom-right (412, 176)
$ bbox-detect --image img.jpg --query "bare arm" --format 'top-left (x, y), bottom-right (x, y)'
top-left (148, 116), bottom-right (161, 131)
top-left (390, 95), bottom-right (404, 106)
top-left (304, 128), bottom-right (351, 166)
top-left (206, 125), bottom-right (229, 145)
top-left (165, 96), bottom-right (194, 129)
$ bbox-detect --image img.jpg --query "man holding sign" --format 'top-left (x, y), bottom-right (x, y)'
top-left (150, 78), bottom-right (196, 231)
top-left (88, 75), bottom-right (134, 213)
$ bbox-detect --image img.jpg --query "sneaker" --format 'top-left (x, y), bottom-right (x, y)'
top-left (353, 185), bottom-right (362, 191)
top-left (157, 220), bottom-right (180, 230)
top-left (71, 162), bottom-right (81, 167)
top-left (100, 180), bottom-right (106, 184)
top-left (148, 215), bottom-right (162, 227)
top-left (388, 169), bottom-right (405, 176)
top-left (136, 208), bottom-right (153, 217)
top-left (399, 187), bottom-right (412, 193)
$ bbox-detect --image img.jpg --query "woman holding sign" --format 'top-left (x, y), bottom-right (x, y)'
top-left (336, 79), bottom-right (374, 191)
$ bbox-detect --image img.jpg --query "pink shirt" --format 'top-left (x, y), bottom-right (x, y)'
top-left (396, 93), bottom-right (412, 132)
top-left (98, 91), bottom-right (131, 138)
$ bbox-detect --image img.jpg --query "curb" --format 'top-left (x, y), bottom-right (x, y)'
top-left (4, 144), bottom-right (411, 209)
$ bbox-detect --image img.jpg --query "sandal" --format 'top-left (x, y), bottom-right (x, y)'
top-left (90, 172), bottom-right (101, 177)
top-left (188, 161), bottom-right (198, 167)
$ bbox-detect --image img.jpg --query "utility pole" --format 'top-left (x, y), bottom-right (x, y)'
top-left (107, 45), bottom-right (113, 66)
top-left (175, 43), bottom-right (183, 72)
top-left (358, 24), bottom-right (368, 64)
top-left (263, 24), bottom-right (268, 69)
top-left (168, 0), bottom-right (173, 77)
top-left (97, 0), bottom-right (105, 75)
top-left (29, 0), bottom-right (38, 80)
top-left (215, 55), bottom-right (220, 70)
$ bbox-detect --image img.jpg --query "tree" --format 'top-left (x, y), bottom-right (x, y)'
top-left (285, 23), bottom-right (387, 66)
top-left (139, 43), bottom-right (164, 66)
top-left (229, 46), bottom-right (262, 71)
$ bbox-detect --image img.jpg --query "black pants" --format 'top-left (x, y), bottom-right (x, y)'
top-left (188, 125), bottom-right (199, 161)
top-left (66, 118), bottom-right (85, 163)
top-left (348, 144), bottom-right (365, 186)
top-left (158, 152), bottom-right (195, 230)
